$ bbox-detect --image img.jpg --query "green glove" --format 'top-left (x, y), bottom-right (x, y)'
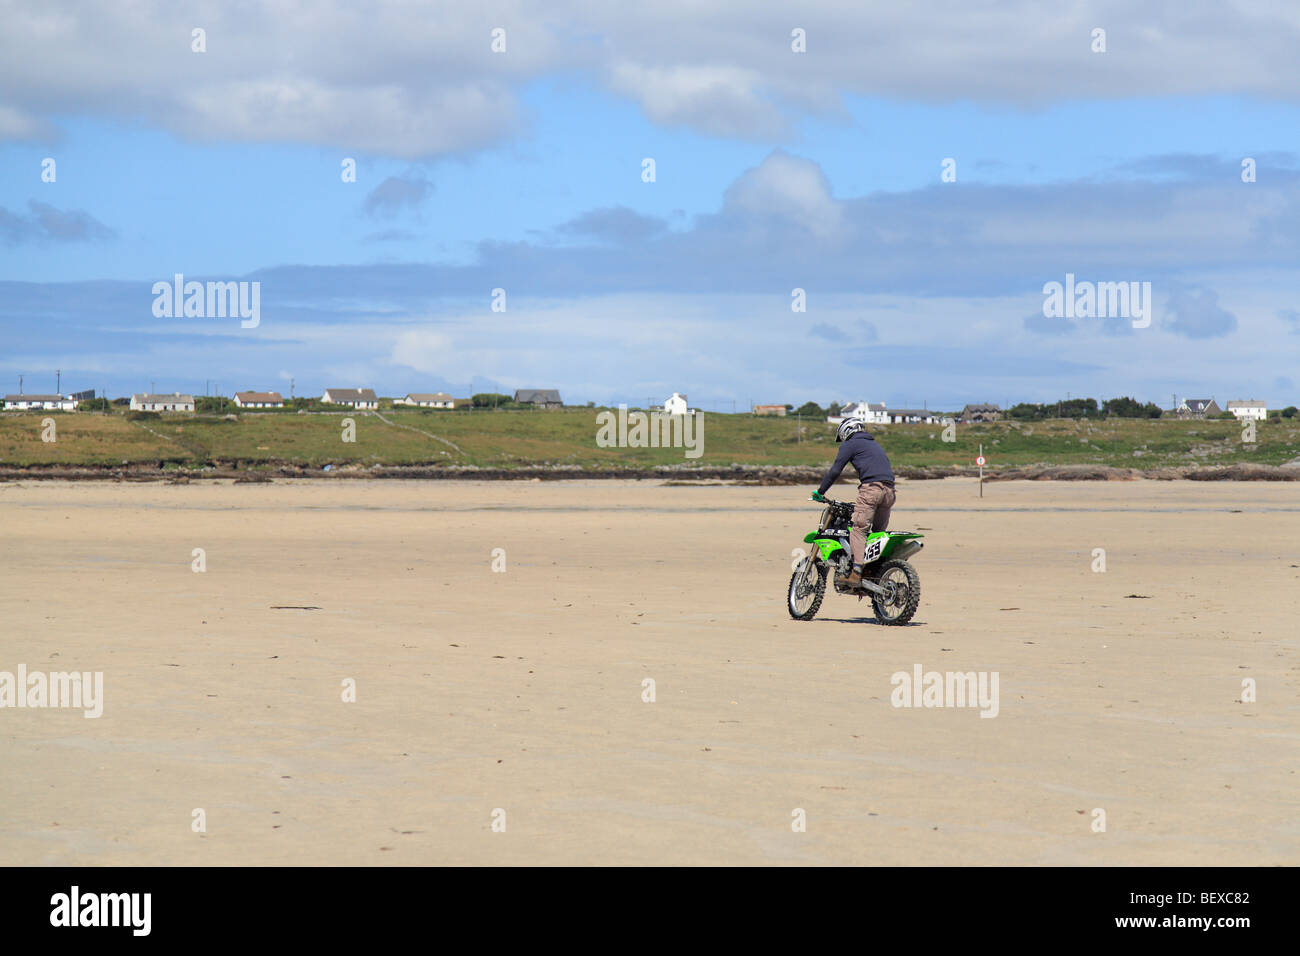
top-left (810, 490), bottom-right (826, 502)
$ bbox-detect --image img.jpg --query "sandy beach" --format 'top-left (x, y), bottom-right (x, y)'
top-left (1, 477), bottom-right (1296, 865)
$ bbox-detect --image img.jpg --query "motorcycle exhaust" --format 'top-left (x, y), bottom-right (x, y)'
top-left (890, 541), bottom-right (924, 562)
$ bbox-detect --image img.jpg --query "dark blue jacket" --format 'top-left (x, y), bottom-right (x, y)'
top-left (817, 432), bottom-right (894, 494)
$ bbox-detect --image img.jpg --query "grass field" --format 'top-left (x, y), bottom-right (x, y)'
top-left (1, 408), bottom-right (1299, 471)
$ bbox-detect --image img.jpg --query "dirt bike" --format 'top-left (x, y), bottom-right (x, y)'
top-left (787, 495), bottom-right (924, 625)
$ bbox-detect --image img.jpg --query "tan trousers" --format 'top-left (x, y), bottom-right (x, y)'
top-left (850, 481), bottom-right (896, 565)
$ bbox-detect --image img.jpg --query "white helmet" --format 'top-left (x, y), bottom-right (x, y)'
top-left (836, 418), bottom-right (866, 442)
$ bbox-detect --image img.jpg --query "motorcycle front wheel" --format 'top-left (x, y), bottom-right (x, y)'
top-left (787, 556), bottom-right (827, 620)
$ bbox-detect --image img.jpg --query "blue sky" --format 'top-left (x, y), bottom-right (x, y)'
top-left (2, 1), bottom-right (1299, 410)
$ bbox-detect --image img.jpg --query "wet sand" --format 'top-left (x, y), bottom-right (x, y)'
top-left (1, 478), bottom-right (1297, 865)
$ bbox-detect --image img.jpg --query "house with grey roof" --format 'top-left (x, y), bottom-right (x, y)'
top-left (959, 403), bottom-right (1002, 423)
top-left (514, 389), bottom-right (563, 408)
top-left (321, 388), bottom-right (378, 409)
top-left (1174, 398), bottom-right (1221, 419)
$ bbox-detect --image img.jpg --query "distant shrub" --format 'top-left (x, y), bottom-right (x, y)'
top-left (127, 411), bottom-right (160, 421)
top-left (196, 397), bottom-right (235, 413)
top-left (1101, 396), bottom-right (1162, 418)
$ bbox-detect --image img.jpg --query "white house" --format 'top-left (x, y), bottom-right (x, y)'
top-left (3, 394), bottom-right (78, 411)
top-left (663, 392), bottom-right (689, 415)
top-left (3, 395), bottom-right (79, 411)
top-left (233, 391), bottom-right (284, 408)
top-left (130, 393), bottom-right (195, 412)
top-left (322, 388), bottom-right (378, 409)
top-left (1226, 399), bottom-right (1267, 421)
top-left (397, 392), bottom-right (455, 408)
top-left (826, 402), bottom-right (853, 424)
top-left (884, 408), bottom-right (940, 424)
top-left (828, 401), bottom-right (888, 425)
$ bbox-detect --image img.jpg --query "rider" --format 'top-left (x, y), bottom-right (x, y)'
top-left (811, 418), bottom-right (896, 588)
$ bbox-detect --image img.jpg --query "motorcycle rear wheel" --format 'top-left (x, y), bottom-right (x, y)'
top-left (870, 559), bottom-right (920, 625)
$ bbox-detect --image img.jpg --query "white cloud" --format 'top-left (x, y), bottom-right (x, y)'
top-left (173, 79), bottom-right (518, 157)
top-left (0, 104), bottom-right (48, 139)
top-left (720, 150), bottom-right (844, 240)
top-left (389, 329), bottom-right (456, 375)
top-left (3, 1), bottom-right (1300, 151)
top-left (608, 63), bottom-right (787, 139)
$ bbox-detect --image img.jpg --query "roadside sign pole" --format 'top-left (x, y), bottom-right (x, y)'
top-left (978, 443), bottom-right (984, 498)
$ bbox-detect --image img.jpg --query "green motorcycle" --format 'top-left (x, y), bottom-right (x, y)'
top-left (787, 496), bottom-right (924, 625)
